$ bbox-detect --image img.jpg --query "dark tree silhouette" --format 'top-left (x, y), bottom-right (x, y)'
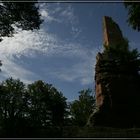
top-left (27, 80), bottom-right (67, 127)
top-left (70, 89), bottom-right (95, 126)
top-left (0, 0), bottom-right (42, 70)
top-left (124, 2), bottom-right (140, 31)
top-left (0, 0), bottom-right (42, 41)
top-left (0, 78), bottom-right (67, 137)
top-left (0, 78), bottom-right (28, 136)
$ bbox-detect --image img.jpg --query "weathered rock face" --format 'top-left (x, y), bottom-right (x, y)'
top-left (88, 16), bottom-right (140, 128)
top-left (103, 16), bottom-right (125, 48)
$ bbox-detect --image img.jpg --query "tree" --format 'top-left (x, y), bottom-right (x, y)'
top-left (0, 78), bottom-right (68, 137)
top-left (0, 1), bottom-right (42, 70)
top-left (70, 89), bottom-right (95, 126)
top-left (103, 40), bottom-right (140, 75)
top-left (27, 80), bottom-right (67, 128)
top-left (124, 2), bottom-right (140, 31)
top-left (0, 78), bottom-right (28, 136)
top-left (0, 0), bottom-right (42, 41)
top-left (50, 88), bottom-right (67, 126)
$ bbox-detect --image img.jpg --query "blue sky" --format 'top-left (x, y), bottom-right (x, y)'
top-left (0, 3), bottom-right (140, 101)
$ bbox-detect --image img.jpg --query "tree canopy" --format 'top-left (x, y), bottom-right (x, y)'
top-left (27, 80), bottom-right (67, 127)
top-left (124, 2), bottom-right (140, 31)
top-left (70, 89), bottom-right (95, 126)
top-left (0, 0), bottom-right (42, 41)
top-left (0, 78), bottom-right (67, 137)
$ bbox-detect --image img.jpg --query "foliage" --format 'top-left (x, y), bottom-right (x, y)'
top-left (70, 89), bottom-right (95, 126)
top-left (101, 39), bottom-right (140, 75)
top-left (0, 78), bottom-right (67, 137)
top-left (93, 36), bottom-right (140, 127)
top-left (0, 0), bottom-right (42, 41)
top-left (27, 80), bottom-right (67, 127)
top-left (0, 78), bottom-right (28, 136)
top-left (124, 2), bottom-right (140, 31)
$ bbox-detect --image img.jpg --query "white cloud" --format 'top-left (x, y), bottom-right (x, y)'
top-left (0, 4), bottom-right (98, 86)
top-left (0, 59), bottom-right (36, 84)
top-left (44, 45), bottom-right (98, 85)
top-left (39, 3), bottom-right (82, 39)
top-left (61, 5), bottom-right (75, 21)
top-left (40, 9), bottom-right (49, 18)
top-left (41, 4), bottom-right (78, 25)
top-left (0, 26), bottom-right (98, 85)
top-left (48, 62), bottom-right (95, 86)
top-left (0, 29), bottom-right (51, 83)
top-left (40, 9), bottom-right (61, 23)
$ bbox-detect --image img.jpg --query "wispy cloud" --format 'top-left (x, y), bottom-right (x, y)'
top-left (39, 3), bottom-right (76, 24)
top-left (0, 3), bottom-right (98, 87)
top-left (39, 5), bottom-right (61, 23)
top-left (0, 29), bottom-right (47, 83)
top-left (40, 3), bottom-right (82, 39)
top-left (60, 5), bottom-right (75, 22)
top-left (0, 59), bottom-right (37, 84)
top-left (49, 62), bottom-right (95, 85)
top-left (50, 51), bottom-right (97, 85)
top-left (0, 26), bottom-right (98, 85)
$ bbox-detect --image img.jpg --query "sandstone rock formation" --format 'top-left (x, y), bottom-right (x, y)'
top-left (88, 16), bottom-right (140, 127)
top-left (103, 16), bottom-right (124, 47)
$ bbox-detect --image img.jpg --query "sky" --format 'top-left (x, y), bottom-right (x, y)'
top-left (0, 2), bottom-right (140, 101)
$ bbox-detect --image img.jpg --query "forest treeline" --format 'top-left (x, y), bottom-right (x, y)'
top-left (0, 77), bottom-right (95, 137)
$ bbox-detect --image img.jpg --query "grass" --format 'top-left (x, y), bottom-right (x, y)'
top-left (62, 126), bottom-right (140, 138)
top-left (1, 126), bottom-right (140, 138)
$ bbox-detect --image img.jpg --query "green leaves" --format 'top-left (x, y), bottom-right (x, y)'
top-left (124, 2), bottom-right (140, 31)
top-left (0, 1), bottom-right (43, 41)
top-left (0, 78), bottom-right (67, 136)
top-left (101, 39), bottom-right (140, 75)
top-left (27, 80), bottom-right (67, 127)
top-left (70, 89), bottom-right (95, 126)
top-left (0, 78), bottom-right (26, 119)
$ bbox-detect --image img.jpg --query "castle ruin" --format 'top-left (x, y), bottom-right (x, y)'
top-left (88, 16), bottom-right (140, 127)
